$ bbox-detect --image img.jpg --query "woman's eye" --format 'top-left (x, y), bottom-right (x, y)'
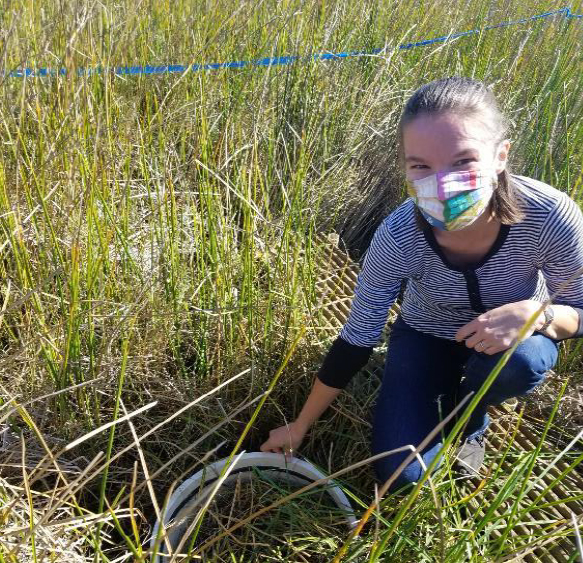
top-left (411, 164), bottom-right (429, 169)
top-left (455, 158), bottom-right (477, 166)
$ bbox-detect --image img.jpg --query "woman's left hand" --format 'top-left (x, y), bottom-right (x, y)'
top-left (455, 300), bottom-right (545, 354)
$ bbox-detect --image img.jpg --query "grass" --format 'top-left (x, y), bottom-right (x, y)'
top-left (1, 0), bottom-right (583, 560)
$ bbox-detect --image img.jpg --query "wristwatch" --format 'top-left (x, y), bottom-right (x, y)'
top-left (538, 305), bottom-right (554, 335)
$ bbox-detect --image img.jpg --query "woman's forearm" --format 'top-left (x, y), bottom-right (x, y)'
top-left (294, 377), bottom-right (342, 430)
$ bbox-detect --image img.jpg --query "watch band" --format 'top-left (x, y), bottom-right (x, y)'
top-left (539, 305), bottom-right (554, 334)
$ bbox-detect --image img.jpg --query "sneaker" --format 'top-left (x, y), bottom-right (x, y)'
top-left (502, 397), bottom-right (519, 412)
top-left (453, 434), bottom-right (485, 477)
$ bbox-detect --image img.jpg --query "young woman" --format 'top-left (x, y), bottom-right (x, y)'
top-left (260, 77), bottom-right (583, 493)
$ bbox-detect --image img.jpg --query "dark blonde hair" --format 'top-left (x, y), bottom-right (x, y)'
top-left (397, 77), bottom-right (526, 230)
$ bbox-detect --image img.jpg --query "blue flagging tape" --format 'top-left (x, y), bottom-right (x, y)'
top-left (2, 6), bottom-right (581, 79)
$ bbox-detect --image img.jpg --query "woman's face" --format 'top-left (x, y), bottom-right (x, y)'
top-left (402, 111), bottom-right (510, 181)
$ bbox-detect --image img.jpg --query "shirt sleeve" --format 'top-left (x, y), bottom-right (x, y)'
top-left (317, 217), bottom-right (407, 389)
top-left (539, 193), bottom-right (583, 339)
top-left (572, 307), bottom-right (583, 337)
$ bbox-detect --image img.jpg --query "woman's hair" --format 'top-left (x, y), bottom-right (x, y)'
top-left (397, 76), bottom-right (526, 230)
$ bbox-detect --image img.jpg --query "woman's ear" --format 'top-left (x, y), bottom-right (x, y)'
top-left (495, 139), bottom-right (511, 174)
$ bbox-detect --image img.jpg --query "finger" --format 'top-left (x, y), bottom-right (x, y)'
top-left (456, 320), bottom-right (477, 342)
top-left (484, 343), bottom-right (508, 355)
top-left (460, 328), bottom-right (478, 342)
top-left (464, 333), bottom-right (484, 349)
top-left (480, 339), bottom-right (506, 354)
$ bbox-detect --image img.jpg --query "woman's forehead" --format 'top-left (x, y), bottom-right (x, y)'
top-left (403, 112), bottom-right (494, 152)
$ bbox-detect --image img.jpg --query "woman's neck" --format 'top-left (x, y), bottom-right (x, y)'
top-left (433, 203), bottom-right (499, 246)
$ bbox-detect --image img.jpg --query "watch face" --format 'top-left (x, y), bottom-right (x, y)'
top-left (541, 306), bottom-right (553, 332)
top-left (545, 306), bottom-right (554, 322)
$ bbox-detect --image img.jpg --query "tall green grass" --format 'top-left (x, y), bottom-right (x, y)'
top-left (1, 0), bottom-right (583, 560)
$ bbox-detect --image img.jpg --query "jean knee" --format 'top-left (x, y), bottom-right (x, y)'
top-left (497, 345), bottom-right (551, 395)
top-left (467, 339), bottom-right (555, 399)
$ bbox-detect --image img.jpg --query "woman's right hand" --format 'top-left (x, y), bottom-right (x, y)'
top-left (259, 421), bottom-right (308, 461)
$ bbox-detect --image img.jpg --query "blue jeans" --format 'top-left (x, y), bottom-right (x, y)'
top-left (371, 315), bottom-right (560, 493)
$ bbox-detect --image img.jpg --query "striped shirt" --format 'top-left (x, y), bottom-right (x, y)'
top-left (317, 174), bottom-right (583, 389)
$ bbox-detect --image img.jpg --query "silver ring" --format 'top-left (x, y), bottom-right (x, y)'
top-left (477, 341), bottom-right (485, 349)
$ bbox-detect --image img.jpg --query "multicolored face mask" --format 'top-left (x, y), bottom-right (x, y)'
top-left (406, 168), bottom-right (498, 231)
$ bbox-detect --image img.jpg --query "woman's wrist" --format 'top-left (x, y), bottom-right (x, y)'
top-left (534, 305), bottom-right (552, 334)
top-left (532, 303), bottom-right (580, 340)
